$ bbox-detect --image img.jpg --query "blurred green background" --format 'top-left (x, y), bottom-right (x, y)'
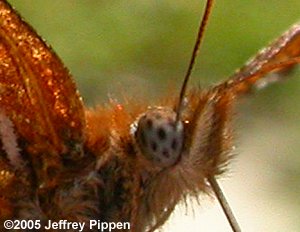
top-left (8, 0), bottom-right (300, 231)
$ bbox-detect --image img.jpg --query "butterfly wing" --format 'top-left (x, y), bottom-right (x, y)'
top-left (224, 23), bottom-right (300, 94)
top-left (0, 0), bottom-right (85, 214)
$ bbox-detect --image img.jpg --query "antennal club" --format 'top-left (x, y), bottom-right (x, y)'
top-left (175, 0), bottom-right (214, 122)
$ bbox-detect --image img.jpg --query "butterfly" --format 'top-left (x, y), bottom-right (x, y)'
top-left (0, 0), bottom-right (300, 231)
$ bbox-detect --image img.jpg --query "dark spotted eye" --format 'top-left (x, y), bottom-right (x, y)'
top-left (133, 107), bottom-right (184, 167)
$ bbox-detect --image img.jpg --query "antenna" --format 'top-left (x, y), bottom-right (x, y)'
top-left (175, 1), bottom-right (241, 231)
top-left (175, 0), bottom-right (214, 122)
top-left (208, 176), bottom-right (242, 232)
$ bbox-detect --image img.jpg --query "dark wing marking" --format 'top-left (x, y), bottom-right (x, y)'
top-left (0, 1), bottom-right (85, 187)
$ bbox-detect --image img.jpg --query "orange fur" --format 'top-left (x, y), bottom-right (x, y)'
top-left (82, 87), bottom-right (235, 231)
top-left (1, 1), bottom-right (300, 231)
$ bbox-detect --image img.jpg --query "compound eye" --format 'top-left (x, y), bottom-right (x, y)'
top-left (134, 108), bottom-right (184, 167)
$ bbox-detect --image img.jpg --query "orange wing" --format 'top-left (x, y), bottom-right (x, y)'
top-left (0, 1), bottom-right (85, 187)
top-left (224, 23), bottom-right (300, 94)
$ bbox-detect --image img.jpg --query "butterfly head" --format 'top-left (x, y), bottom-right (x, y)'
top-left (132, 107), bottom-right (184, 168)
